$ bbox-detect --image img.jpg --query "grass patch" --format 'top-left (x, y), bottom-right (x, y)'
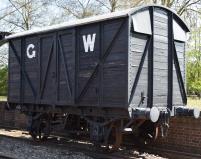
top-left (0, 96), bottom-right (7, 101)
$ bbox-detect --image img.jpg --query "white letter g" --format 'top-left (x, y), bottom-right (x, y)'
top-left (27, 44), bottom-right (36, 59)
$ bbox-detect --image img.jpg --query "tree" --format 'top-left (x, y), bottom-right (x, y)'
top-left (0, 0), bottom-right (53, 66)
top-left (55, 0), bottom-right (100, 19)
top-left (187, 49), bottom-right (201, 96)
top-left (94, 0), bottom-right (201, 16)
top-left (0, 44), bottom-right (8, 67)
top-left (95, 0), bottom-right (121, 12)
top-left (172, 0), bottom-right (201, 16)
top-left (95, 0), bottom-right (143, 12)
top-left (2, 0), bottom-right (51, 31)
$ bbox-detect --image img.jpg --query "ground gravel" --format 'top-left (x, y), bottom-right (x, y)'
top-left (0, 136), bottom-right (93, 159)
top-left (0, 129), bottom-right (167, 159)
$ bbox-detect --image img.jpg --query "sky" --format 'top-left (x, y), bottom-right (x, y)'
top-left (0, 0), bottom-right (8, 10)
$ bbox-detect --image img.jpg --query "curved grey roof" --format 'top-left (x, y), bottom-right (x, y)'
top-left (6, 5), bottom-right (189, 40)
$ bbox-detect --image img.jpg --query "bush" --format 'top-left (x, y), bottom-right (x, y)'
top-left (186, 50), bottom-right (201, 97)
top-left (0, 66), bottom-right (8, 96)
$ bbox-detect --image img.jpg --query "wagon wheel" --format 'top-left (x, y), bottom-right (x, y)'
top-left (139, 122), bottom-right (159, 145)
top-left (111, 125), bottom-right (122, 150)
top-left (30, 115), bottom-right (50, 142)
top-left (146, 124), bottom-right (159, 141)
top-left (106, 123), bottom-right (123, 151)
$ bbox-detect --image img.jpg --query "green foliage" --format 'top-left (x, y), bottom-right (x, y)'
top-left (0, 66), bottom-right (8, 96)
top-left (187, 50), bottom-right (201, 96)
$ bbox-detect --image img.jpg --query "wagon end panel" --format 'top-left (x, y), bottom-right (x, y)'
top-left (128, 33), bottom-right (149, 108)
top-left (152, 9), bottom-right (168, 106)
top-left (152, 8), bottom-right (187, 107)
top-left (173, 41), bottom-right (186, 106)
top-left (128, 6), bottom-right (188, 109)
top-left (75, 18), bottom-right (129, 108)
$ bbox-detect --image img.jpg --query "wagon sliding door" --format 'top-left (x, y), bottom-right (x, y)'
top-left (39, 31), bottom-right (75, 105)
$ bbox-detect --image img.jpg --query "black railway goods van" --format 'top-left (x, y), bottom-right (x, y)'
top-left (5, 5), bottom-right (200, 148)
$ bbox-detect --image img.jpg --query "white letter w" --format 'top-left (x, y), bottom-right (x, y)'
top-left (82, 33), bottom-right (96, 53)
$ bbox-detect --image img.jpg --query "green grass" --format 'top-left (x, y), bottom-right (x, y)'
top-left (187, 98), bottom-right (201, 109)
top-left (0, 96), bottom-right (7, 101)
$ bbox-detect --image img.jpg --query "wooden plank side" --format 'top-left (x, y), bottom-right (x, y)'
top-left (8, 17), bottom-right (129, 108)
top-left (76, 24), bottom-right (100, 106)
top-left (173, 41), bottom-right (185, 105)
top-left (128, 33), bottom-right (148, 108)
top-left (57, 30), bottom-right (75, 105)
top-left (153, 9), bottom-right (168, 106)
top-left (102, 18), bottom-right (128, 107)
top-left (8, 39), bottom-right (21, 103)
top-left (23, 36), bottom-right (39, 103)
top-left (76, 18), bottom-right (128, 107)
top-left (39, 34), bottom-right (56, 104)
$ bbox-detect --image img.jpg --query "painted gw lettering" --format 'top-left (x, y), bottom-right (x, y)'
top-left (82, 33), bottom-right (96, 53)
top-left (27, 44), bottom-right (36, 59)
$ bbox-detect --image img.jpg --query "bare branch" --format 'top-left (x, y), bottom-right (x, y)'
top-left (186, 8), bottom-right (201, 14)
top-left (0, 0), bottom-right (32, 20)
top-left (3, 19), bottom-right (26, 30)
top-left (95, 0), bottom-right (111, 11)
top-left (8, 0), bottom-right (28, 24)
top-left (55, 0), bottom-right (99, 18)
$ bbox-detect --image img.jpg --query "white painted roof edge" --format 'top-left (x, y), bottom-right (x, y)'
top-left (5, 5), bottom-right (189, 40)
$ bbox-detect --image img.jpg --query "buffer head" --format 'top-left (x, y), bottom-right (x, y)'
top-left (150, 107), bottom-right (160, 123)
